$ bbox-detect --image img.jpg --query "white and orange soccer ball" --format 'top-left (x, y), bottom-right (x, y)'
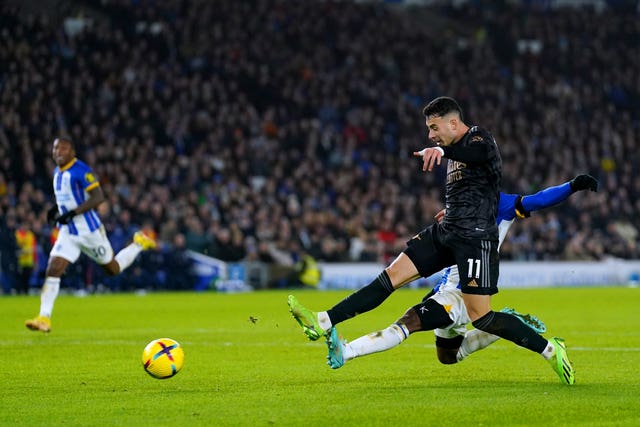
top-left (141, 338), bottom-right (184, 379)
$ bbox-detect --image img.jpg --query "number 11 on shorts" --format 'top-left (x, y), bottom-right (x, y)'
top-left (467, 258), bottom-right (481, 278)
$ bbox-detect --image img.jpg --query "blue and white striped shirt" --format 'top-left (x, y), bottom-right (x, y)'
top-left (53, 158), bottom-right (102, 235)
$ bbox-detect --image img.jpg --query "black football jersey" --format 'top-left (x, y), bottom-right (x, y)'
top-left (440, 126), bottom-right (502, 240)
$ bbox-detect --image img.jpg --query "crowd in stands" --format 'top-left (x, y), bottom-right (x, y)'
top-left (1, 0), bottom-right (638, 292)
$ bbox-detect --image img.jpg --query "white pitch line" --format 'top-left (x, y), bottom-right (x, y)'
top-left (571, 346), bottom-right (640, 352)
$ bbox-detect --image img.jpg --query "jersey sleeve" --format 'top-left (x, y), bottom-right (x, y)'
top-left (520, 182), bottom-right (572, 213)
top-left (441, 127), bottom-right (498, 164)
top-left (74, 163), bottom-right (100, 192)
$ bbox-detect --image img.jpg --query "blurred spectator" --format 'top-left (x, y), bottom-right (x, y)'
top-left (163, 233), bottom-right (196, 290)
top-left (15, 219), bottom-right (37, 294)
top-left (184, 217), bottom-right (210, 254)
top-left (211, 226), bottom-right (246, 262)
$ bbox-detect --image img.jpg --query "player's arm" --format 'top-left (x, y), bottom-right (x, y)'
top-left (412, 143), bottom-right (493, 171)
top-left (74, 185), bottom-right (106, 214)
top-left (57, 186), bottom-right (105, 224)
top-left (442, 127), bottom-right (499, 164)
top-left (413, 132), bottom-right (497, 171)
top-left (518, 174), bottom-right (598, 216)
top-left (439, 138), bottom-right (494, 164)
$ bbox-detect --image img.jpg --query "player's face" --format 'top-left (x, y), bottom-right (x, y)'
top-left (425, 113), bottom-right (459, 146)
top-left (52, 139), bottom-right (75, 166)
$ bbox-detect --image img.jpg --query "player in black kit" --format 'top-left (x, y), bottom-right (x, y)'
top-left (288, 97), bottom-right (575, 385)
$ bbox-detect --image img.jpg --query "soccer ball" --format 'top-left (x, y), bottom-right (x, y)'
top-left (141, 338), bottom-right (184, 379)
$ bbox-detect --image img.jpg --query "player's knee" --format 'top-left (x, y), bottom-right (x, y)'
top-left (413, 298), bottom-right (453, 331)
top-left (384, 253), bottom-right (418, 289)
top-left (46, 257), bottom-right (68, 277)
top-left (462, 297), bottom-right (491, 321)
top-left (101, 261), bottom-right (121, 276)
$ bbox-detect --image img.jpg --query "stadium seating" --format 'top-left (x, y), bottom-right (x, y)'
top-left (0, 0), bottom-right (637, 291)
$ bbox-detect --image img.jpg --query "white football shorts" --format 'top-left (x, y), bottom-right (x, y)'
top-left (429, 269), bottom-right (471, 339)
top-left (50, 225), bottom-right (115, 265)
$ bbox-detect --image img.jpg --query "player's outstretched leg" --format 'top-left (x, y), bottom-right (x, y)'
top-left (500, 307), bottom-right (546, 334)
top-left (547, 337), bottom-right (575, 385)
top-left (25, 315), bottom-right (51, 333)
top-left (326, 327), bottom-right (345, 369)
top-left (288, 295), bottom-right (326, 341)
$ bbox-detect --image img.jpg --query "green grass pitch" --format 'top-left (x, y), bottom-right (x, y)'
top-left (2, 287), bottom-right (639, 426)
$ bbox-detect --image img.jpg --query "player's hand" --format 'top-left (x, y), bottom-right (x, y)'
top-left (434, 209), bottom-right (446, 223)
top-left (570, 174), bottom-right (598, 192)
top-left (413, 147), bottom-right (444, 172)
top-left (47, 206), bottom-right (60, 225)
top-left (57, 210), bottom-right (77, 225)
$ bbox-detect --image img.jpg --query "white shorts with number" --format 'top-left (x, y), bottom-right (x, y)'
top-left (430, 269), bottom-right (471, 339)
top-left (50, 225), bottom-right (115, 265)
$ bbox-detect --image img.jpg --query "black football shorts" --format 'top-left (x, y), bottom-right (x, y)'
top-left (404, 223), bottom-right (499, 295)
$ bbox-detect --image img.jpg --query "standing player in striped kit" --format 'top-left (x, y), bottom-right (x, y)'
top-left (25, 137), bottom-right (157, 333)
